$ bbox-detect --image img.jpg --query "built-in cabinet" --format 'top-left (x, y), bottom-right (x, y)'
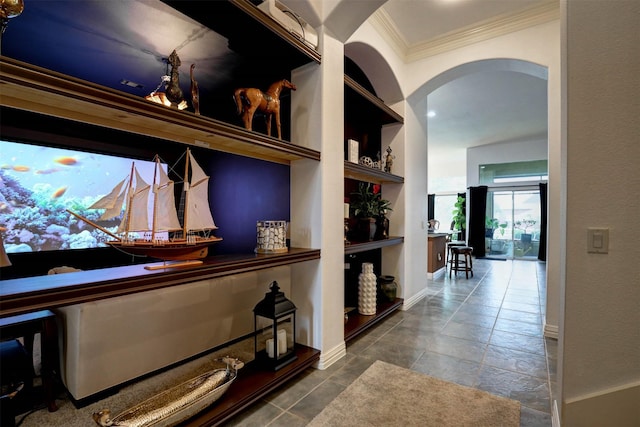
top-left (0, 0), bottom-right (324, 423)
top-left (343, 67), bottom-right (405, 343)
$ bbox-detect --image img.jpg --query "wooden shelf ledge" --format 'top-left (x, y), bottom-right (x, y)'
top-left (345, 236), bottom-right (404, 255)
top-left (344, 298), bottom-right (404, 342)
top-left (344, 161), bottom-right (404, 184)
top-left (184, 344), bottom-right (320, 426)
top-left (0, 57), bottom-right (320, 165)
top-left (0, 248), bottom-right (320, 318)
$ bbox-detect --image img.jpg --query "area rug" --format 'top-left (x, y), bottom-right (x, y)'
top-left (308, 360), bottom-right (520, 427)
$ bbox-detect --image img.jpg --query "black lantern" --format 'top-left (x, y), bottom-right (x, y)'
top-left (253, 281), bottom-right (297, 371)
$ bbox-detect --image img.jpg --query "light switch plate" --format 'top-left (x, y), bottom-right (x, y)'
top-left (587, 228), bottom-right (609, 253)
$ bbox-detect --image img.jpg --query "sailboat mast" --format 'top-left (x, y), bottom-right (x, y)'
top-left (182, 148), bottom-right (191, 239)
top-left (151, 156), bottom-right (160, 242)
top-left (122, 161), bottom-right (136, 240)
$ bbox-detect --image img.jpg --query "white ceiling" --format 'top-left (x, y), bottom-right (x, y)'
top-left (379, 0), bottom-right (551, 155)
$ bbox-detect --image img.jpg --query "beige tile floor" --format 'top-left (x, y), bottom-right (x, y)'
top-left (222, 258), bottom-right (555, 426)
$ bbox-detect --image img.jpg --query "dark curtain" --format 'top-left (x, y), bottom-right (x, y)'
top-left (538, 183), bottom-right (548, 261)
top-left (468, 186), bottom-right (488, 258)
top-left (428, 194), bottom-right (435, 221)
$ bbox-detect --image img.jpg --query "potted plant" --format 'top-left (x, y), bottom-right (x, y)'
top-left (451, 196), bottom-right (466, 240)
top-left (485, 217), bottom-right (499, 238)
top-left (514, 218), bottom-right (537, 242)
top-left (350, 183), bottom-right (392, 241)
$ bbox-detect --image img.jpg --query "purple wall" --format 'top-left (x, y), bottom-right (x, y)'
top-left (206, 151), bottom-right (290, 254)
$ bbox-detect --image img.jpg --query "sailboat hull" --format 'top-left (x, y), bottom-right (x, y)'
top-left (108, 237), bottom-right (222, 261)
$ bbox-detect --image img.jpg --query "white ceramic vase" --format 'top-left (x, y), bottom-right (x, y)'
top-left (358, 262), bottom-right (377, 315)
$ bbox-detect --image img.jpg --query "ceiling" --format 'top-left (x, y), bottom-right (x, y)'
top-left (1, 0), bottom-right (550, 156)
top-left (379, 0), bottom-right (550, 157)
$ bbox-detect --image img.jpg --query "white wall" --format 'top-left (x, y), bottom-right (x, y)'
top-left (560, 0), bottom-right (640, 425)
top-left (466, 137), bottom-right (547, 187)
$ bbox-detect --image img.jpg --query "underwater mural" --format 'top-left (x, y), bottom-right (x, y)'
top-left (0, 140), bottom-right (158, 253)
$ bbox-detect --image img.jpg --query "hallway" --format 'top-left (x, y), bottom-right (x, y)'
top-left (224, 258), bottom-right (555, 426)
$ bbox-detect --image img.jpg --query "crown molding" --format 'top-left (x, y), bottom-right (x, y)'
top-left (371, 1), bottom-right (560, 63)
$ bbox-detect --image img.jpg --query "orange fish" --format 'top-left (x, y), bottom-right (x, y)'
top-left (51, 186), bottom-right (68, 199)
top-left (12, 165), bottom-right (30, 172)
top-left (54, 156), bottom-right (79, 166)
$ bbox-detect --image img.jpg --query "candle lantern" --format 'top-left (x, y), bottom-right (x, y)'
top-left (253, 281), bottom-right (297, 370)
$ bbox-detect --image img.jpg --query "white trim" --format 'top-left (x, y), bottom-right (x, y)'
top-left (544, 322), bottom-right (559, 339)
top-left (427, 266), bottom-right (446, 280)
top-left (315, 341), bottom-right (346, 370)
top-left (401, 287), bottom-right (428, 311)
top-left (564, 380), bottom-right (640, 405)
top-left (552, 400), bottom-right (561, 427)
top-left (371, 1), bottom-right (560, 62)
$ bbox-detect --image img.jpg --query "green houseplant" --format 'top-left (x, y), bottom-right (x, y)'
top-left (350, 183), bottom-right (392, 241)
top-left (452, 196), bottom-right (466, 231)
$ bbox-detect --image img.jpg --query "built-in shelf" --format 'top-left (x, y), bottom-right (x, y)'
top-left (344, 236), bottom-right (404, 255)
top-left (344, 161), bottom-right (404, 184)
top-left (184, 343), bottom-right (320, 426)
top-left (230, 0), bottom-right (321, 65)
top-left (344, 75), bottom-right (404, 126)
top-left (344, 298), bottom-right (403, 343)
top-left (0, 248), bottom-right (320, 317)
top-left (0, 57), bottom-right (321, 165)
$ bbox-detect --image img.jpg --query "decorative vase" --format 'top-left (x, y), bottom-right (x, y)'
top-left (358, 263), bottom-right (377, 315)
top-left (359, 218), bottom-right (377, 241)
top-left (376, 216), bottom-right (389, 240)
top-left (377, 275), bottom-right (398, 302)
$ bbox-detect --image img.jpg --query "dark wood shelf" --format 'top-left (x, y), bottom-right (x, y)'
top-left (0, 248), bottom-right (320, 318)
top-left (231, 0), bottom-right (321, 65)
top-left (0, 57), bottom-right (321, 165)
top-left (344, 298), bottom-right (404, 342)
top-left (344, 161), bottom-right (404, 184)
top-left (344, 75), bottom-right (404, 125)
top-left (345, 236), bottom-right (404, 255)
top-left (182, 344), bottom-right (320, 426)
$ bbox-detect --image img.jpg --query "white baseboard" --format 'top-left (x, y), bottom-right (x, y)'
top-left (315, 341), bottom-right (346, 370)
top-left (552, 399), bottom-right (561, 427)
top-left (402, 287), bottom-right (428, 311)
top-left (427, 266), bottom-right (446, 279)
top-left (544, 322), bottom-right (559, 339)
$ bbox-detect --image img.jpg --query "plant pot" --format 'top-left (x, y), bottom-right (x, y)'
top-left (358, 218), bottom-right (377, 241)
top-left (521, 233), bottom-right (532, 243)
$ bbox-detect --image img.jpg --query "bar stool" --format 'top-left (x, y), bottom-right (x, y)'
top-left (446, 240), bottom-right (466, 266)
top-left (449, 246), bottom-right (474, 279)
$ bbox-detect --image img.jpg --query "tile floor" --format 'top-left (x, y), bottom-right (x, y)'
top-left (222, 258), bottom-right (556, 426)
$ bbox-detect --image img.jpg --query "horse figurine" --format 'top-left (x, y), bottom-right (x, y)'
top-left (190, 63), bottom-right (200, 115)
top-left (233, 79), bottom-right (296, 139)
top-left (165, 50), bottom-right (187, 109)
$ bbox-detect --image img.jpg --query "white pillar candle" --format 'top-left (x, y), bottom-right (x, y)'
top-left (266, 338), bottom-right (275, 358)
top-left (277, 329), bottom-right (287, 353)
top-left (344, 203), bottom-right (350, 219)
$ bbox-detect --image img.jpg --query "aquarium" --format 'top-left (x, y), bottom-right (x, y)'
top-left (0, 140), bottom-right (161, 253)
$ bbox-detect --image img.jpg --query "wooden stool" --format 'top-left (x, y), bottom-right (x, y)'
top-left (446, 241), bottom-right (466, 266)
top-left (449, 246), bottom-right (473, 279)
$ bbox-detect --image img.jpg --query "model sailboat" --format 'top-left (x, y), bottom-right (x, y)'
top-left (68, 148), bottom-right (222, 263)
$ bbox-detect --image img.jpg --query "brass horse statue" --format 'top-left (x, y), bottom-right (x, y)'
top-left (233, 79), bottom-right (296, 139)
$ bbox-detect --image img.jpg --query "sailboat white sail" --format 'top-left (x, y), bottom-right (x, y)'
top-left (67, 148), bottom-right (222, 262)
top-left (118, 168), bottom-right (151, 235)
top-left (153, 160), bottom-right (182, 234)
top-left (185, 150), bottom-right (217, 232)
